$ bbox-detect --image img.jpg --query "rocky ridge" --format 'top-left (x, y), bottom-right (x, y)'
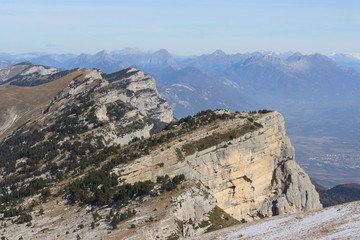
top-left (0, 109), bottom-right (322, 240)
top-left (112, 111), bottom-right (321, 239)
top-left (0, 66), bottom-right (173, 144)
top-left (105, 68), bottom-right (173, 133)
top-left (0, 64), bottom-right (321, 240)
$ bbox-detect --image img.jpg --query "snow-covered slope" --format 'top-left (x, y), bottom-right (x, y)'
top-left (190, 201), bottom-right (360, 240)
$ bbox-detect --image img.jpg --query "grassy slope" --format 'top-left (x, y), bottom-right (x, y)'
top-left (0, 70), bottom-right (81, 139)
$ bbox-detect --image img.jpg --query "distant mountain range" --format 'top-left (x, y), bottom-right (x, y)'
top-left (2, 49), bottom-right (359, 115)
top-left (1, 49), bottom-right (360, 187)
top-left (331, 52), bottom-right (360, 73)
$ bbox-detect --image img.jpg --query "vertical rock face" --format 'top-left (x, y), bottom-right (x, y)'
top-left (117, 112), bottom-right (322, 228)
top-left (105, 68), bottom-right (174, 133)
top-left (126, 184), bottom-right (217, 240)
top-left (185, 112), bottom-right (322, 221)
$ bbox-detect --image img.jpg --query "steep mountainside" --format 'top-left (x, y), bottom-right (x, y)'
top-left (0, 70), bottom-right (77, 139)
top-left (0, 69), bottom-right (321, 239)
top-left (105, 68), bottom-right (173, 133)
top-left (0, 65), bottom-right (322, 239)
top-left (0, 66), bottom-right (172, 141)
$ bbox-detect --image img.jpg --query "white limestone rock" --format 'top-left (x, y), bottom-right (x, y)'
top-left (106, 68), bottom-right (174, 132)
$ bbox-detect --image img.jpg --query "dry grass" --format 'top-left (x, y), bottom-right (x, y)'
top-left (0, 70), bottom-right (83, 139)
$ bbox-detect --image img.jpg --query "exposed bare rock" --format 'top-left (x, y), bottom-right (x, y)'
top-left (114, 111), bottom-right (322, 237)
top-left (0, 62), bottom-right (34, 83)
top-left (0, 66), bottom-right (173, 146)
top-left (0, 64), bottom-right (322, 240)
top-left (105, 68), bottom-right (173, 133)
top-left (125, 183), bottom-right (217, 240)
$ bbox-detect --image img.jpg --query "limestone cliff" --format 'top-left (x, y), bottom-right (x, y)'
top-left (113, 111), bottom-right (322, 238)
top-left (105, 68), bottom-right (173, 133)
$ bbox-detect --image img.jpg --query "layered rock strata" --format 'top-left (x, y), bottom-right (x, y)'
top-left (115, 111), bottom-right (322, 227)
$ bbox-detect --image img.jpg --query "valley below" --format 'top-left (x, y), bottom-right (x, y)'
top-left (284, 105), bottom-right (360, 187)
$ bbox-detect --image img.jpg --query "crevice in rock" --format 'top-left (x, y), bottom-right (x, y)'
top-left (271, 200), bottom-right (279, 216)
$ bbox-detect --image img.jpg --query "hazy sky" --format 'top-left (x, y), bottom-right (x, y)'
top-left (1, 0), bottom-right (359, 55)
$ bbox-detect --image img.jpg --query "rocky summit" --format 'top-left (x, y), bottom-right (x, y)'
top-left (0, 63), bottom-right (321, 239)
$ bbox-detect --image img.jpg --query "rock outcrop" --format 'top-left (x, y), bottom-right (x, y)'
top-left (0, 66), bottom-right (173, 145)
top-left (0, 63), bottom-right (321, 240)
top-left (113, 111), bottom-right (322, 238)
top-left (105, 68), bottom-right (173, 133)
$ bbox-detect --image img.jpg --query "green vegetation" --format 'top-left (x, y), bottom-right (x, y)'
top-left (200, 206), bottom-right (240, 233)
top-left (165, 110), bottom-right (236, 132)
top-left (0, 108), bottom-right (266, 218)
top-left (182, 122), bottom-right (261, 156)
top-left (14, 213), bottom-right (32, 224)
top-left (111, 209), bottom-right (136, 229)
top-left (113, 181), bottom-right (154, 207)
top-left (157, 174), bottom-right (186, 192)
top-left (0, 178), bottom-right (48, 206)
top-left (68, 172), bottom-right (186, 209)
top-left (68, 169), bottom-right (118, 206)
top-left (106, 100), bottom-right (134, 121)
top-left (257, 109), bottom-right (273, 114)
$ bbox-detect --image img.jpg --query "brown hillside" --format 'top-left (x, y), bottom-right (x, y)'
top-left (0, 70), bottom-right (82, 139)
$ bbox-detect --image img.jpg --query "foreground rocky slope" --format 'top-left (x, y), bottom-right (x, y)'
top-left (0, 64), bottom-right (321, 239)
top-left (190, 200), bottom-right (360, 240)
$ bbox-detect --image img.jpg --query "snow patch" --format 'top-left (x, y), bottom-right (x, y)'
top-left (346, 52), bottom-right (360, 60)
top-left (171, 84), bottom-right (195, 91)
top-left (285, 59), bottom-right (310, 71)
top-left (190, 201), bottom-right (360, 240)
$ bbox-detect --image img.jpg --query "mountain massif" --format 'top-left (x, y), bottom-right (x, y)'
top-left (1, 49), bottom-right (360, 187)
top-left (0, 65), bottom-right (324, 239)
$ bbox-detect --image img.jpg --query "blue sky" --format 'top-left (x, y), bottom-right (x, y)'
top-left (0, 0), bottom-right (359, 55)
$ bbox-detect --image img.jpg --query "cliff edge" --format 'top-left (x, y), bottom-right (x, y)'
top-left (0, 64), bottom-right (321, 240)
top-left (112, 111), bottom-right (322, 239)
